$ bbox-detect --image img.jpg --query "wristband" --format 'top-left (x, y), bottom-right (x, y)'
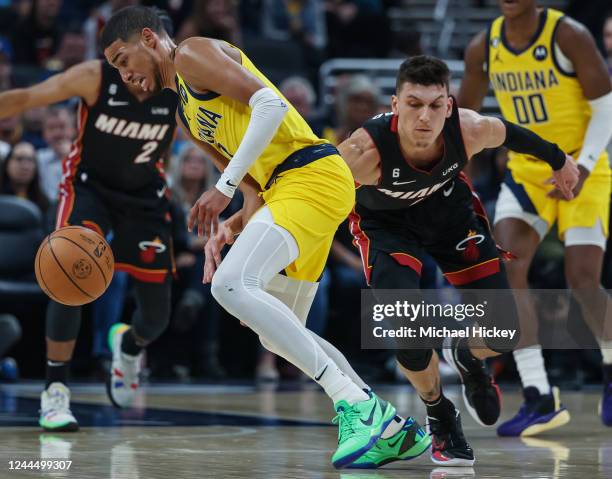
top-left (215, 172), bottom-right (238, 198)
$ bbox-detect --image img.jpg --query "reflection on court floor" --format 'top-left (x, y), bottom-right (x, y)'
top-left (0, 383), bottom-right (610, 478)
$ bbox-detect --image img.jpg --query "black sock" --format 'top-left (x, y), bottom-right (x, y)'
top-left (603, 364), bottom-right (612, 385)
top-left (46, 360), bottom-right (69, 388)
top-left (422, 392), bottom-right (456, 421)
top-left (121, 330), bottom-right (143, 356)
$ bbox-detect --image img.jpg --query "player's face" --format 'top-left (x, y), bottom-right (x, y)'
top-left (392, 82), bottom-right (451, 149)
top-left (498, 0), bottom-right (536, 19)
top-left (104, 37), bottom-right (162, 94)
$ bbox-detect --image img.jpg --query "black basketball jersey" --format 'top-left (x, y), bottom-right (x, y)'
top-left (356, 100), bottom-right (468, 210)
top-left (66, 62), bottom-right (177, 192)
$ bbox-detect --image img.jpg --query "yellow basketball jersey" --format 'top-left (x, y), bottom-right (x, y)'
top-left (487, 8), bottom-right (609, 178)
top-left (175, 43), bottom-right (327, 190)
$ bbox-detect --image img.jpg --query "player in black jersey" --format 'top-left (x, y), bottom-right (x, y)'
top-left (0, 14), bottom-right (177, 432)
top-left (338, 56), bottom-right (578, 467)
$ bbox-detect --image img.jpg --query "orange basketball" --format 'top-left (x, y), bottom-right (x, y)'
top-left (35, 226), bottom-right (114, 306)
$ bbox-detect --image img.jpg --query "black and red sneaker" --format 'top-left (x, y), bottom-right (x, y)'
top-left (442, 336), bottom-right (501, 426)
top-left (428, 411), bottom-right (475, 466)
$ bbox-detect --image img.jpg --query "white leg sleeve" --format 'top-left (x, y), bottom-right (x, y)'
top-left (265, 273), bottom-right (370, 391)
top-left (211, 207), bottom-right (368, 403)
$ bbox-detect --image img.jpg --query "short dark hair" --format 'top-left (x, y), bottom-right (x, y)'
top-left (100, 6), bottom-right (168, 51)
top-left (396, 55), bottom-right (450, 93)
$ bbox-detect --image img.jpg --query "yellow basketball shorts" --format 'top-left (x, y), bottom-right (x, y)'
top-left (261, 154), bottom-right (355, 282)
top-left (497, 155), bottom-right (611, 241)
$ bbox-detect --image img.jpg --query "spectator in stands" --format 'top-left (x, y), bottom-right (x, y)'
top-left (262, 0), bottom-right (326, 77)
top-left (604, 12), bottom-right (612, 72)
top-left (37, 106), bottom-right (74, 203)
top-left (21, 107), bottom-right (47, 149)
top-left (0, 37), bottom-right (13, 90)
top-left (170, 145), bottom-right (226, 379)
top-left (0, 141), bottom-right (49, 214)
top-left (11, 0), bottom-right (64, 67)
top-left (50, 27), bottom-right (86, 70)
top-left (325, 0), bottom-right (392, 58)
top-left (0, 116), bottom-right (23, 160)
top-left (327, 74), bottom-right (380, 144)
top-left (84, 0), bottom-right (140, 61)
top-left (176, 0), bottom-right (242, 46)
top-left (279, 75), bottom-right (329, 137)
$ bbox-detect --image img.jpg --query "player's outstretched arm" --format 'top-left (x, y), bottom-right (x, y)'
top-left (555, 17), bottom-right (612, 176)
top-left (457, 31), bottom-right (489, 111)
top-left (0, 60), bottom-right (101, 119)
top-left (460, 108), bottom-right (579, 200)
top-left (175, 38), bottom-right (288, 238)
top-left (338, 128), bottom-right (381, 185)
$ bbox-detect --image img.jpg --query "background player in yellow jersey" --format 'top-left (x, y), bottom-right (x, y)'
top-left (460, 0), bottom-right (612, 436)
top-left (99, 6), bottom-right (429, 469)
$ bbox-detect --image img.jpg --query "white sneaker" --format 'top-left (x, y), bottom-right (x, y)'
top-left (39, 382), bottom-right (79, 432)
top-left (107, 328), bottom-right (142, 408)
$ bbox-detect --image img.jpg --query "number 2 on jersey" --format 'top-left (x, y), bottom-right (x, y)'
top-left (134, 141), bottom-right (158, 164)
top-left (511, 93), bottom-right (549, 125)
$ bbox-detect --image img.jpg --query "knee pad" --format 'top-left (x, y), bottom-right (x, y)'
top-left (396, 348), bottom-right (433, 372)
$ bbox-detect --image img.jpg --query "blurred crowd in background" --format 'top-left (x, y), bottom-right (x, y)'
top-left (0, 0), bottom-right (611, 387)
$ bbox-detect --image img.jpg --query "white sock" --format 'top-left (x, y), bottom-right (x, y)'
top-left (514, 346), bottom-right (551, 395)
top-left (599, 339), bottom-right (612, 365)
top-left (381, 415), bottom-right (405, 439)
top-left (315, 364), bottom-right (369, 405)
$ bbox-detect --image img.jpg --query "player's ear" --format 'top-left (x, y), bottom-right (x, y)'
top-left (446, 95), bottom-right (453, 118)
top-left (141, 28), bottom-right (157, 49)
top-left (391, 95), bottom-right (399, 115)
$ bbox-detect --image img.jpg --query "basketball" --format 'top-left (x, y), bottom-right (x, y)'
top-left (34, 226), bottom-right (114, 306)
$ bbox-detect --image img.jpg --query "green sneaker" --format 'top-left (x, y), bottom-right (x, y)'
top-left (347, 416), bottom-right (431, 469)
top-left (331, 393), bottom-right (396, 469)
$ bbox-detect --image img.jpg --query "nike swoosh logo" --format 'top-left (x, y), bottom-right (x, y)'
top-left (392, 180), bottom-right (416, 186)
top-left (108, 98), bottom-right (129, 106)
top-left (360, 402), bottom-right (378, 426)
top-left (386, 433), bottom-right (404, 449)
top-left (156, 186), bottom-right (166, 198)
top-left (314, 365), bottom-right (328, 381)
top-left (225, 179), bottom-right (237, 188)
top-left (442, 182), bottom-right (454, 197)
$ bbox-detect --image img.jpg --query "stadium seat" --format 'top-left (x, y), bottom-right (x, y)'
top-left (0, 195), bottom-right (47, 301)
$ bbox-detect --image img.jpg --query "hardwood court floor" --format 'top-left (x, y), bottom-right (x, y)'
top-left (0, 382), bottom-right (610, 478)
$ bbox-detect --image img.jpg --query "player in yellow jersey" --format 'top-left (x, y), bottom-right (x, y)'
top-left (459, 0), bottom-right (612, 435)
top-left (98, 6), bottom-right (423, 468)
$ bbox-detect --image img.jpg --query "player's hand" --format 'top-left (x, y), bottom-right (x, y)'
top-left (188, 187), bottom-right (232, 238)
top-left (544, 155), bottom-right (579, 201)
top-left (203, 221), bottom-right (235, 284)
top-left (547, 164), bottom-right (589, 201)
